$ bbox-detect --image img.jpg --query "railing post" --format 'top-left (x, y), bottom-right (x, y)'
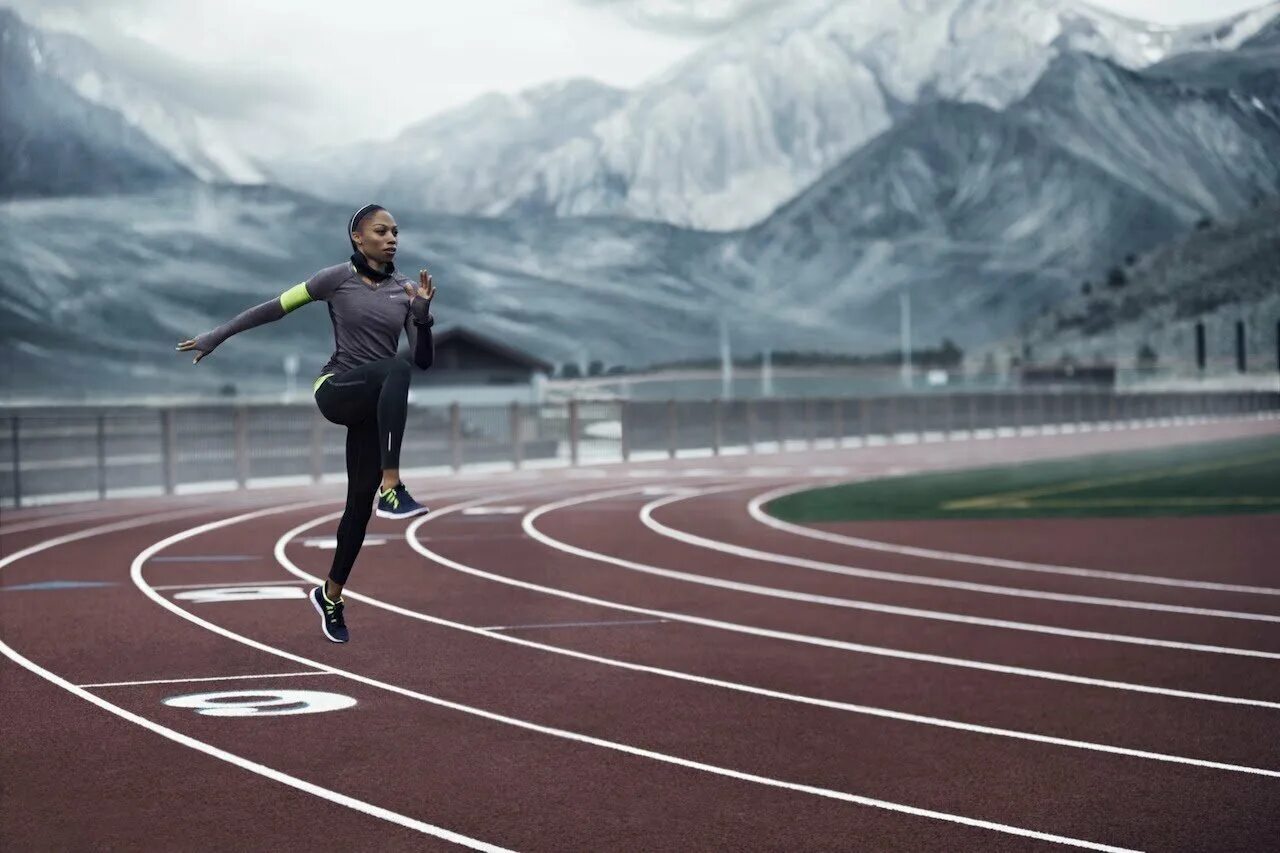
top-left (233, 407), bottom-right (249, 488)
top-left (745, 399), bottom-right (757, 454)
top-left (666, 400), bottom-right (677, 460)
top-left (10, 415), bottom-right (22, 508)
top-left (96, 413), bottom-right (108, 499)
top-left (711, 399), bottom-right (722, 457)
top-left (450, 403), bottom-right (462, 471)
top-left (510, 402), bottom-right (523, 470)
top-left (833, 398), bottom-right (845, 447)
top-left (160, 409), bottom-right (176, 495)
top-left (310, 415), bottom-right (324, 482)
top-left (619, 400), bottom-right (630, 463)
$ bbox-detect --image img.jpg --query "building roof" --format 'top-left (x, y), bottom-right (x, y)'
top-left (432, 325), bottom-right (555, 374)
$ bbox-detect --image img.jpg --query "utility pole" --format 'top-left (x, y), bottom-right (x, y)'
top-left (899, 291), bottom-right (913, 388)
top-left (719, 317), bottom-right (732, 400)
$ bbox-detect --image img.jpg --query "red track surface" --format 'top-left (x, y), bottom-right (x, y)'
top-left (3, 416), bottom-right (1279, 851)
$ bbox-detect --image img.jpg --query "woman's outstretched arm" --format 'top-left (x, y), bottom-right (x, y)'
top-left (176, 277), bottom-right (330, 364)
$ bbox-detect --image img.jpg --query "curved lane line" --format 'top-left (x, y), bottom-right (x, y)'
top-left (0, 501), bottom-right (511, 852)
top-left (525, 486), bottom-right (1280, 658)
top-left (639, 489), bottom-right (1280, 625)
top-left (746, 483), bottom-right (1280, 596)
top-left (437, 486), bottom-right (1280, 708)
top-left (265, 498), bottom-right (1280, 777)
top-left (125, 501), bottom-right (1144, 852)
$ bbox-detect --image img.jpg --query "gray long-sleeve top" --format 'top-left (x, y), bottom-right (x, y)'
top-left (192, 260), bottom-right (434, 378)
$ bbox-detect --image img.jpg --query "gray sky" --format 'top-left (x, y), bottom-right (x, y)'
top-left (4, 0), bottom-right (1272, 155)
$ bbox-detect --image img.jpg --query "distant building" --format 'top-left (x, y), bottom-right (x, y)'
top-left (410, 326), bottom-right (554, 404)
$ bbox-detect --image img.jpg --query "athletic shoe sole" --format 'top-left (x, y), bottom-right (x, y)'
top-left (310, 586), bottom-right (348, 643)
top-left (374, 505), bottom-right (431, 520)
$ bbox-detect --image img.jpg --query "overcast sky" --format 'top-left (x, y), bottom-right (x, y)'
top-left (4, 0), bottom-right (1272, 155)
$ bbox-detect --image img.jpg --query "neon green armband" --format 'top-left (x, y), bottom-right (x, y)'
top-left (279, 282), bottom-right (313, 314)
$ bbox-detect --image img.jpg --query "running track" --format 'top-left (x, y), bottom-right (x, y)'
top-left (3, 416), bottom-right (1278, 851)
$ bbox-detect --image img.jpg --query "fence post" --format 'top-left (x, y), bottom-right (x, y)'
top-left (233, 407), bottom-right (249, 488)
top-left (309, 414), bottom-right (324, 482)
top-left (745, 399), bottom-right (757, 454)
top-left (834, 398), bottom-right (845, 447)
top-left (96, 413), bottom-right (108, 499)
top-left (160, 409), bottom-right (176, 495)
top-left (711, 399), bottom-right (722, 457)
top-left (450, 403), bottom-right (462, 471)
top-left (10, 416), bottom-right (21, 508)
top-left (510, 402), bottom-right (523, 470)
top-left (568, 399), bottom-right (580, 466)
top-left (619, 400), bottom-right (630, 463)
top-left (804, 398), bottom-right (816, 449)
top-left (666, 400), bottom-right (677, 460)
top-left (860, 397), bottom-right (870, 446)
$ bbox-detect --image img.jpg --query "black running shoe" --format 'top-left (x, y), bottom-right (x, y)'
top-left (375, 482), bottom-right (430, 520)
top-left (310, 586), bottom-right (349, 643)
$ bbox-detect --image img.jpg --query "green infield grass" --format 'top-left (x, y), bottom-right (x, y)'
top-left (766, 434), bottom-right (1280, 522)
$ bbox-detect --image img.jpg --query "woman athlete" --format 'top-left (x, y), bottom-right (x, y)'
top-left (177, 204), bottom-right (435, 643)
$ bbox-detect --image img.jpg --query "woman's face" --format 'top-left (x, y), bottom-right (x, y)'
top-left (352, 210), bottom-right (398, 264)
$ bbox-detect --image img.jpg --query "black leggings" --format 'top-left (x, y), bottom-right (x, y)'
top-left (314, 357), bottom-right (412, 586)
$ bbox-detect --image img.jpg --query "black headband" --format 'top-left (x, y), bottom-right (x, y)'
top-left (348, 203), bottom-right (386, 251)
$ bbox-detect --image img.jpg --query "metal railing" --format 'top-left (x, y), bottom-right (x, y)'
top-left (2, 390), bottom-right (1276, 507)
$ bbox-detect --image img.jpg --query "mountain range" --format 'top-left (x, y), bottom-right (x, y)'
top-left (271, 0), bottom-right (1280, 231)
top-left (1, 2), bottom-right (1278, 399)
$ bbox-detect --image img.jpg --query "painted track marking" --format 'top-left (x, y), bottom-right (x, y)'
top-left (409, 487), bottom-right (1280, 708)
top-left (0, 501), bottom-right (511, 852)
top-left (81, 671), bottom-right (330, 689)
top-left (131, 503), bottom-right (1141, 853)
top-left (277, 497), bottom-right (1280, 777)
top-left (526, 486), bottom-right (1280, 658)
top-left (639, 488), bottom-right (1280, 625)
top-left (746, 484), bottom-right (1280, 596)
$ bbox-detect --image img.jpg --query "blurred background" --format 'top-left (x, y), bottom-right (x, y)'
top-left (1, 0), bottom-right (1278, 502)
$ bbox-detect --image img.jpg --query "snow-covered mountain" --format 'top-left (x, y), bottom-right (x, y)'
top-left (0, 7), bottom-right (262, 195)
top-left (0, 9), bottom-right (193, 197)
top-left (270, 79), bottom-right (628, 213)
top-left (272, 0), bottom-right (1280, 230)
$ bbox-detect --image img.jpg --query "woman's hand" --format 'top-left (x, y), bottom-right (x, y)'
top-left (176, 338), bottom-right (213, 364)
top-left (405, 269), bottom-right (436, 324)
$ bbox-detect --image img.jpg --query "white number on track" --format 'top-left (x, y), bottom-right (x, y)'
top-left (164, 689), bottom-right (355, 716)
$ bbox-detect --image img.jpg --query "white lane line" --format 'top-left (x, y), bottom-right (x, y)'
top-left (419, 487), bottom-right (1280, 708)
top-left (526, 487), bottom-right (1280, 659)
top-left (0, 504), bottom-right (510, 853)
top-left (80, 671), bottom-right (330, 688)
top-left (151, 580), bottom-right (308, 591)
top-left (149, 555), bottom-right (261, 562)
top-left (482, 619), bottom-right (671, 631)
top-left (269, 498), bottom-right (1280, 777)
top-left (134, 507), bottom-right (1140, 853)
top-left (642, 488), bottom-right (1280, 624)
top-left (746, 483), bottom-right (1280, 596)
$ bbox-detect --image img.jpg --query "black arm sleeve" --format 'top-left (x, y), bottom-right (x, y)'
top-left (192, 298), bottom-right (286, 354)
top-left (404, 313), bottom-right (434, 370)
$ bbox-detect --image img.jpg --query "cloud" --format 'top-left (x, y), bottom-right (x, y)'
top-left (578, 0), bottom-right (794, 34)
top-left (3, 0), bottom-right (317, 124)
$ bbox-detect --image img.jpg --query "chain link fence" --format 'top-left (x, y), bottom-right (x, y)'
top-left (2, 390), bottom-right (1276, 507)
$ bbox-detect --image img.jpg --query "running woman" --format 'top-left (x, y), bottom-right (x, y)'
top-left (177, 204), bottom-right (435, 643)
